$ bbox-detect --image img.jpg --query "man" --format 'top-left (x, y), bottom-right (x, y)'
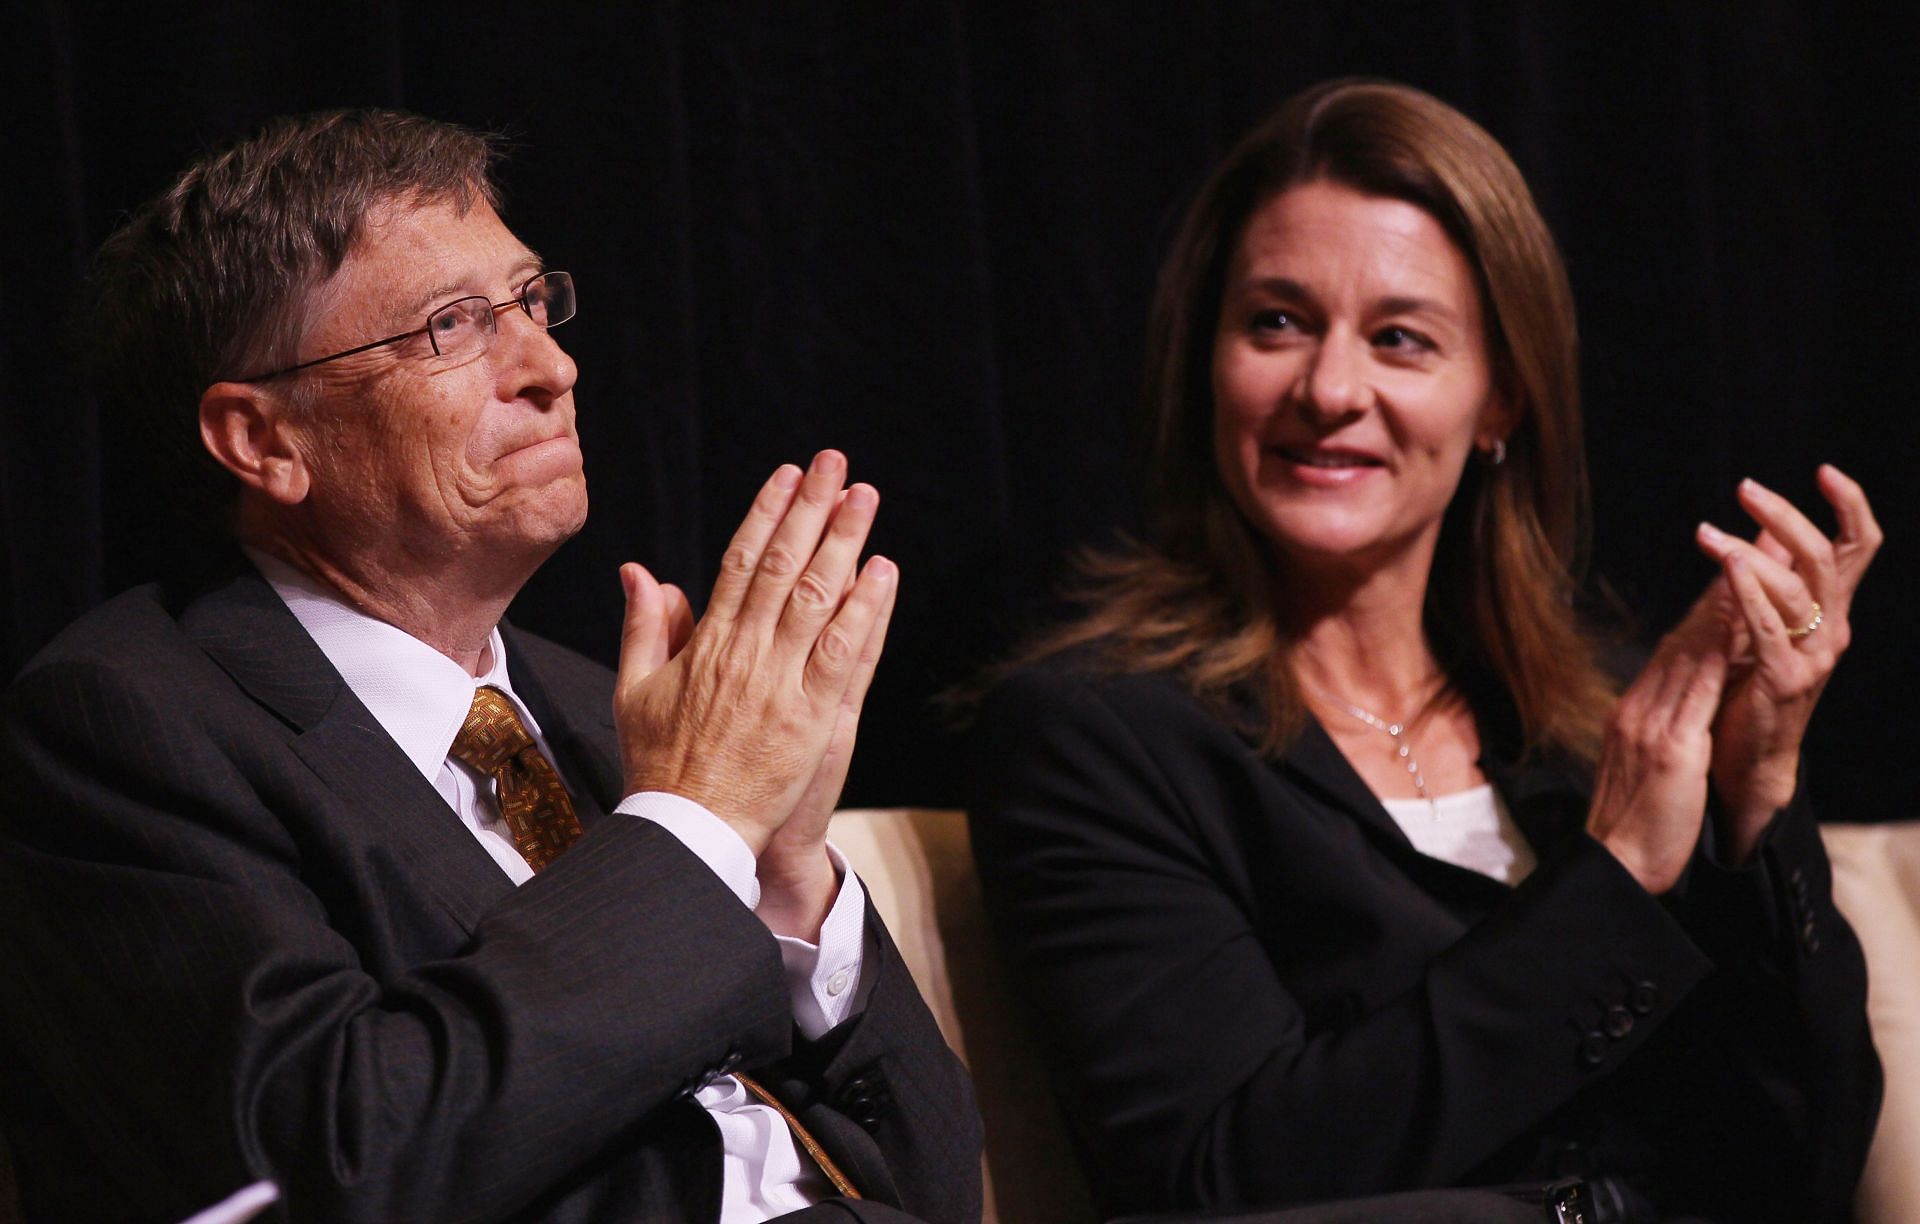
top-left (0, 109), bottom-right (980, 1223)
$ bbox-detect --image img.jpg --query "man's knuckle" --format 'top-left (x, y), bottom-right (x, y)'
top-left (758, 544), bottom-right (801, 578)
top-left (711, 646), bottom-right (757, 688)
top-left (720, 544), bottom-right (757, 578)
top-left (817, 626), bottom-right (855, 665)
top-left (791, 572), bottom-right (835, 612)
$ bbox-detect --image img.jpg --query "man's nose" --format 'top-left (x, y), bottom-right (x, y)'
top-left (496, 307), bottom-right (578, 403)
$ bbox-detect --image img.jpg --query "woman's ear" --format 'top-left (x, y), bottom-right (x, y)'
top-left (198, 382), bottom-right (311, 505)
top-left (1476, 382), bottom-right (1519, 458)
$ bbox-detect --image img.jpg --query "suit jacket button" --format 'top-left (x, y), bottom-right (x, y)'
top-left (833, 1067), bottom-right (893, 1126)
top-left (1603, 1005), bottom-right (1634, 1040)
top-left (1578, 1032), bottom-right (1608, 1068)
top-left (1629, 981), bottom-right (1658, 1015)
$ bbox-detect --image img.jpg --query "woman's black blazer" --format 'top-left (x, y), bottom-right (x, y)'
top-left (968, 655), bottom-right (1881, 1222)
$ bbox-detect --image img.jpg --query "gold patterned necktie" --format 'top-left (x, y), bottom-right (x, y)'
top-left (448, 685), bottom-right (584, 872)
top-left (450, 690), bottom-right (861, 1199)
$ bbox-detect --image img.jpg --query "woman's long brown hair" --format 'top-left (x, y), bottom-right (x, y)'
top-left (1013, 78), bottom-right (1617, 764)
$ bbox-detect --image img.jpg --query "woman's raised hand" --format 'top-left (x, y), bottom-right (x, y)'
top-left (1590, 466), bottom-right (1879, 892)
top-left (1586, 625), bottom-right (1729, 895)
top-left (1692, 465), bottom-right (1881, 859)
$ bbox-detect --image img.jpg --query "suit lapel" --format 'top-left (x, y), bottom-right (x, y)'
top-left (183, 572), bottom-right (516, 934)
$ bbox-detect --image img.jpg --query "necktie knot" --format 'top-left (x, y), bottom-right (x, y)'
top-left (449, 685), bottom-right (582, 872)
top-left (449, 686), bottom-right (537, 776)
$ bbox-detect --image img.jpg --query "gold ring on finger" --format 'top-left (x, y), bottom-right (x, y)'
top-left (1788, 600), bottom-right (1824, 641)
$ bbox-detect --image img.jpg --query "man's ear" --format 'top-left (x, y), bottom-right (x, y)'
top-left (199, 382), bottom-right (311, 506)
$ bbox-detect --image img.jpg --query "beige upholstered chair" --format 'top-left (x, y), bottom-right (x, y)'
top-left (837, 809), bottom-right (1920, 1224)
top-left (831, 808), bottom-right (1099, 1223)
top-left (1823, 822), bottom-right (1920, 1224)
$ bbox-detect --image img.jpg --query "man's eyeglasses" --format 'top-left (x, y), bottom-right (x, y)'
top-left (237, 270), bottom-right (576, 382)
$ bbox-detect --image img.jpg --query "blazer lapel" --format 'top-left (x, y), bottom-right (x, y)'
top-left (1255, 684), bottom-right (1579, 901)
top-left (1275, 715), bottom-right (1416, 852)
top-left (1479, 742), bottom-right (1592, 858)
top-left (183, 572), bottom-right (516, 935)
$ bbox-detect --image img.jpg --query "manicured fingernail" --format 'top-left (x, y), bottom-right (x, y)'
top-left (773, 464), bottom-right (802, 490)
top-left (1698, 521), bottom-right (1727, 547)
top-left (845, 483), bottom-right (877, 510)
top-left (868, 556), bottom-right (897, 583)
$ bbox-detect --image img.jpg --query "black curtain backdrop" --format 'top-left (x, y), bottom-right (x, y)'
top-left (5, 2), bottom-right (1914, 817)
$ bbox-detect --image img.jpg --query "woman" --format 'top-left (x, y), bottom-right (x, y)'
top-left (968, 79), bottom-right (1882, 1223)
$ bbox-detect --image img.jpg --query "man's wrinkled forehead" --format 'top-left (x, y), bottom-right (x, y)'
top-left (317, 192), bottom-right (539, 331)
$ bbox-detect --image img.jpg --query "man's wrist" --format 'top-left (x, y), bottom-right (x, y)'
top-left (756, 845), bottom-right (839, 943)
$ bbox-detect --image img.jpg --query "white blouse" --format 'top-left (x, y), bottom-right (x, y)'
top-left (1378, 784), bottom-right (1537, 885)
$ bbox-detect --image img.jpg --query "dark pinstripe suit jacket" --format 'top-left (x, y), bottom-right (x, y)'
top-left (0, 572), bottom-right (981, 1224)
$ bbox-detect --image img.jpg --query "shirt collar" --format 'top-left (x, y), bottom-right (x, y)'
top-left (244, 548), bottom-right (536, 785)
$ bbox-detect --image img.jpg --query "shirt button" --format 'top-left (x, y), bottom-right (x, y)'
top-left (827, 969), bottom-right (851, 997)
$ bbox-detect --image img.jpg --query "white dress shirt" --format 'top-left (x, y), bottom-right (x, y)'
top-left (250, 551), bottom-right (870, 1221)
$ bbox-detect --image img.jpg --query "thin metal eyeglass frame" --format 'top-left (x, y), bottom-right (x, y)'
top-left (235, 270), bottom-right (574, 382)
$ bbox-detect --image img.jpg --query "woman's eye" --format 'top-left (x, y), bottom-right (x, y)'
top-left (1251, 310), bottom-right (1296, 333)
top-left (1373, 325), bottom-right (1433, 352)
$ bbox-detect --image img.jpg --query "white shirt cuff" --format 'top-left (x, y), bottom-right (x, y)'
top-left (616, 790), bottom-right (760, 908)
top-left (776, 842), bottom-right (871, 1040)
top-left (616, 792), bottom-right (870, 1039)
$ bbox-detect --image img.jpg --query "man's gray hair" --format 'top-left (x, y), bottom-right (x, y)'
top-left (85, 108), bottom-right (503, 484)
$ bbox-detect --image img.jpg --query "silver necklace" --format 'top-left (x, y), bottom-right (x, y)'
top-left (1326, 695), bottom-right (1439, 821)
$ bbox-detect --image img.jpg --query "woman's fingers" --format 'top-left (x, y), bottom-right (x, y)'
top-left (1697, 522), bottom-right (1818, 629)
top-left (1674, 644), bottom-right (1729, 735)
top-left (1754, 528), bottom-right (1793, 568)
top-left (1735, 478), bottom-right (1838, 606)
top-left (1723, 553), bottom-right (1800, 675)
top-left (1818, 464), bottom-right (1884, 597)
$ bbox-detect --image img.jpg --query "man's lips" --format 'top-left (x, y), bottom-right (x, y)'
top-left (499, 433), bottom-right (577, 459)
top-left (489, 434), bottom-right (583, 479)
